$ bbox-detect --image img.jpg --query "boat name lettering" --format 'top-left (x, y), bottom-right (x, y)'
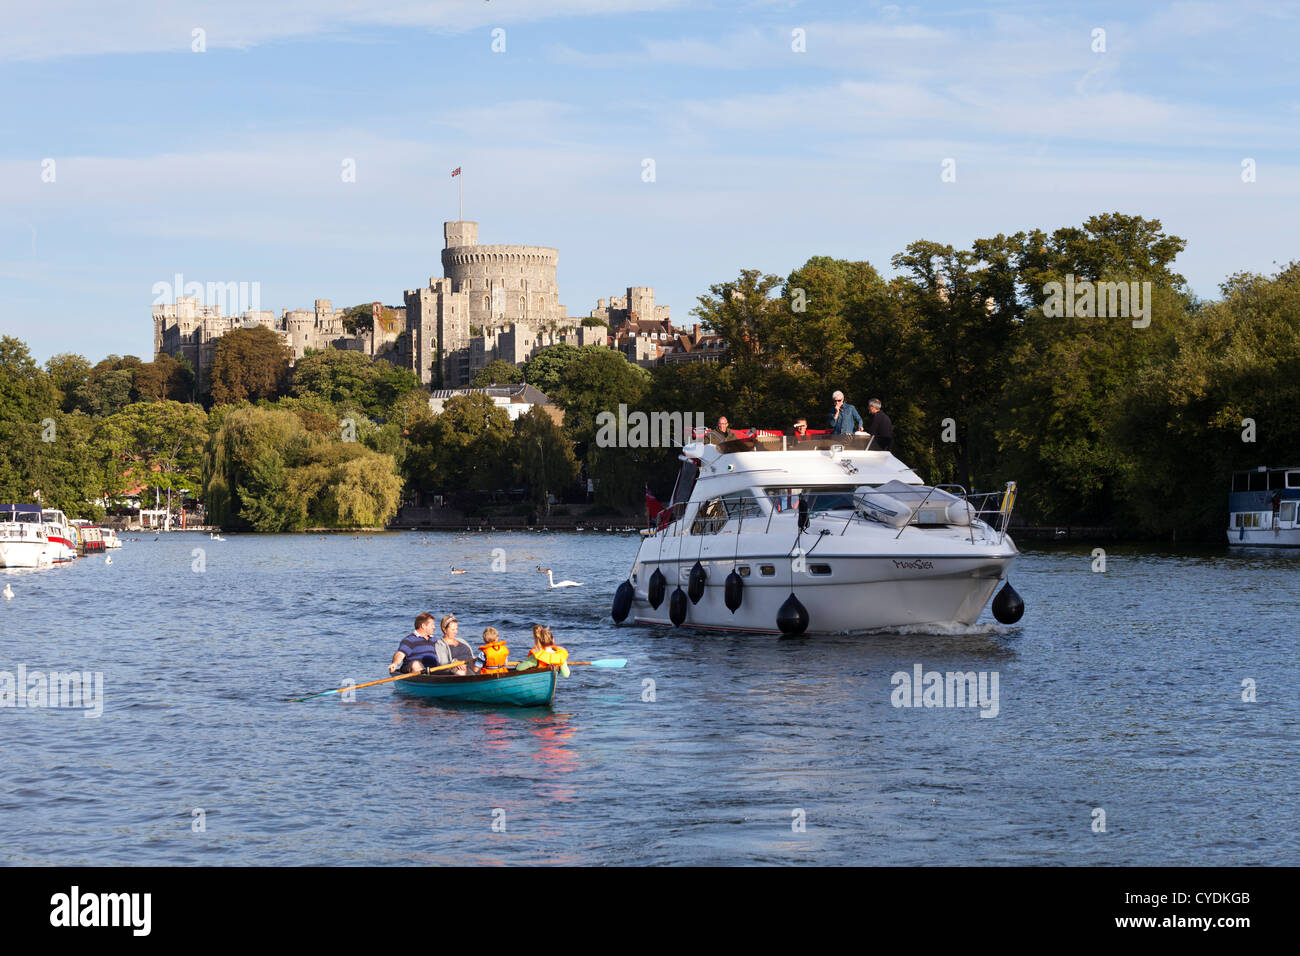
top-left (892, 559), bottom-right (934, 570)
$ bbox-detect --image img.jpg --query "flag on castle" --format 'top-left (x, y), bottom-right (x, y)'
top-left (451, 167), bottom-right (461, 177)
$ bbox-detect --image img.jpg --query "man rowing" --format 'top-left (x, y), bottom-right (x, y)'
top-left (389, 612), bottom-right (440, 674)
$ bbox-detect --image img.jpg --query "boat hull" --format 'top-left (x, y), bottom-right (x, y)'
top-left (629, 556), bottom-right (1013, 633)
top-left (393, 668), bottom-right (557, 707)
top-left (1227, 527), bottom-right (1300, 548)
top-left (628, 520), bottom-right (1018, 634)
top-left (0, 541), bottom-right (52, 569)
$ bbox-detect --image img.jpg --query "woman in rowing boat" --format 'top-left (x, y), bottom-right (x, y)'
top-left (515, 626), bottom-right (570, 677)
top-left (432, 614), bottom-right (480, 676)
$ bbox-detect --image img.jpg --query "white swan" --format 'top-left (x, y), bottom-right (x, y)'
top-left (538, 566), bottom-right (582, 588)
top-left (105, 555), bottom-right (112, 565)
top-left (3, 583), bottom-right (13, 600)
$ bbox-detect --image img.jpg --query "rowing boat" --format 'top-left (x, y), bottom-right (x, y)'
top-left (393, 667), bottom-right (557, 707)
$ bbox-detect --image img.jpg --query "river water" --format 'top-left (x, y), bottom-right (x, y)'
top-left (0, 531), bottom-right (1295, 865)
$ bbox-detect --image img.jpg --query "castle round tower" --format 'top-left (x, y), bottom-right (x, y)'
top-left (440, 221), bottom-right (565, 330)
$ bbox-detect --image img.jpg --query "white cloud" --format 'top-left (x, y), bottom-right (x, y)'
top-left (0, 0), bottom-right (687, 62)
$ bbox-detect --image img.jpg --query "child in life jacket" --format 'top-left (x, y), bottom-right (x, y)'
top-left (479, 626), bottom-right (509, 676)
top-left (515, 625), bottom-right (570, 677)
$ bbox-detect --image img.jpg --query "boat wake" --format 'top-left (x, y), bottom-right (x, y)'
top-left (841, 620), bottom-right (1021, 639)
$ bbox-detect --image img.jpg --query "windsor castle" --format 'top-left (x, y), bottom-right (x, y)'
top-left (152, 220), bottom-right (686, 388)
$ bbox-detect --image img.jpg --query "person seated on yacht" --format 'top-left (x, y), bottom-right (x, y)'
top-left (707, 415), bottom-right (737, 445)
top-left (515, 625), bottom-right (571, 677)
top-left (790, 418), bottom-right (809, 440)
top-left (829, 391), bottom-right (864, 435)
top-left (433, 614), bottom-right (480, 676)
top-left (865, 399), bottom-right (893, 451)
top-left (389, 612), bottom-right (439, 674)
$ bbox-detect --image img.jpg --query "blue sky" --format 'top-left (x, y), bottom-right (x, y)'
top-left (2, 0), bottom-right (1298, 363)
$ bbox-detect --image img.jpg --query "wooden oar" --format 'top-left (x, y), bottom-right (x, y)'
top-left (288, 659), bottom-right (470, 702)
top-left (505, 658), bottom-right (628, 668)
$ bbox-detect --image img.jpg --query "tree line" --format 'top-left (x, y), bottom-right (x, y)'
top-left (2, 211), bottom-right (1295, 537)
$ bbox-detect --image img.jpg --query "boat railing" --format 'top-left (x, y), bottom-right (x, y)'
top-left (646, 482), bottom-right (1018, 544)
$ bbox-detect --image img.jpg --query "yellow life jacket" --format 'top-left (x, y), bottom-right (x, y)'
top-left (480, 640), bottom-right (509, 675)
top-left (532, 645), bottom-right (569, 668)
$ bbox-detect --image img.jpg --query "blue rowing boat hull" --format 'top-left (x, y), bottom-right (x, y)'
top-left (393, 668), bottom-right (557, 707)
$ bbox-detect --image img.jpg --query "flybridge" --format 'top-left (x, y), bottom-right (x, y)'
top-left (682, 436), bottom-right (923, 488)
top-left (689, 432), bottom-right (880, 453)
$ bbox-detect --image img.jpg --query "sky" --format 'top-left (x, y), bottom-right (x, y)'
top-left (1, 0), bottom-right (1298, 363)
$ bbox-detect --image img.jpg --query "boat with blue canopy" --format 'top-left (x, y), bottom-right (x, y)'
top-left (1228, 465), bottom-right (1300, 547)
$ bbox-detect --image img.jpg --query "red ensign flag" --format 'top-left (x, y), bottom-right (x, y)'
top-left (451, 167), bottom-right (461, 177)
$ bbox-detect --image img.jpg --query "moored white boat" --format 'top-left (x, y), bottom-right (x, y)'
top-left (100, 527), bottom-right (123, 549)
top-left (0, 504), bottom-right (53, 569)
top-left (1227, 465), bottom-right (1300, 548)
top-left (41, 509), bottom-right (78, 563)
top-left (611, 431), bottom-right (1023, 635)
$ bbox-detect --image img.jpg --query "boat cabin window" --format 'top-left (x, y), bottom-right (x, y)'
top-left (764, 486), bottom-right (859, 512)
top-left (808, 563), bottom-right (832, 575)
top-left (1280, 502), bottom-right (1297, 524)
top-left (1289, 472), bottom-right (1300, 489)
top-left (759, 564), bottom-right (775, 576)
top-left (690, 498), bottom-right (728, 535)
top-left (737, 565), bottom-right (751, 576)
top-left (721, 493), bottom-right (763, 520)
top-left (1233, 512), bottom-right (1264, 528)
top-left (1249, 471), bottom-right (1268, 492)
top-left (1269, 470), bottom-right (1288, 490)
top-left (669, 459), bottom-right (700, 513)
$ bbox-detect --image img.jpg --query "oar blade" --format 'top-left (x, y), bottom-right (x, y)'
top-left (589, 658), bottom-right (628, 668)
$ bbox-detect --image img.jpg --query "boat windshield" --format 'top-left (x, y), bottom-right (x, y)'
top-left (765, 486), bottom-right (860, 512)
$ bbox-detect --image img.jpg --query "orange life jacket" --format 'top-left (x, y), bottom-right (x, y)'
top-left (480, 639), bottom-right (509, 675)
top-left (531, 645), bottom-right (569, 668)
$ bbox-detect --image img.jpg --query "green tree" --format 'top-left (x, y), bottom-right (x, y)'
top-left (512, 406), bottom-right (578, 511)
top-left (420, 393), bottom-right (514, 493)
top-left (133, 352), bottom-right (192, 403)
top-left (471, 359), bottom-right (524, 387)
top-left (340, 304), bottom-right (374, 335)
top-left (890, 238), bottom-right (1022, 491)
top-left (208, 327), bottom-right (291, 405)
top-left (995, 214), bottom-right (1191, 522)
top-left (291, 348), bottom-right (421, 418)
top-left (94, 401), bottom-right (209, 504)
top-left (44, 353), bottom-right (92, 412)
top-left (523, 343), bottom-right (582, 396)
top-left (1114, 263), bottom-right (1300, 537)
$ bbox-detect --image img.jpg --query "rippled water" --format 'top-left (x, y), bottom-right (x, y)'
top-left (1, 532), bottom-right (1295, 865)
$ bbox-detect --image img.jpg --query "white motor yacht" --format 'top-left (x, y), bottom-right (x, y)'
top-left (0, 504), bottom-right (53, 569)
top-left (611, 432), bottom-right (1023, 635)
